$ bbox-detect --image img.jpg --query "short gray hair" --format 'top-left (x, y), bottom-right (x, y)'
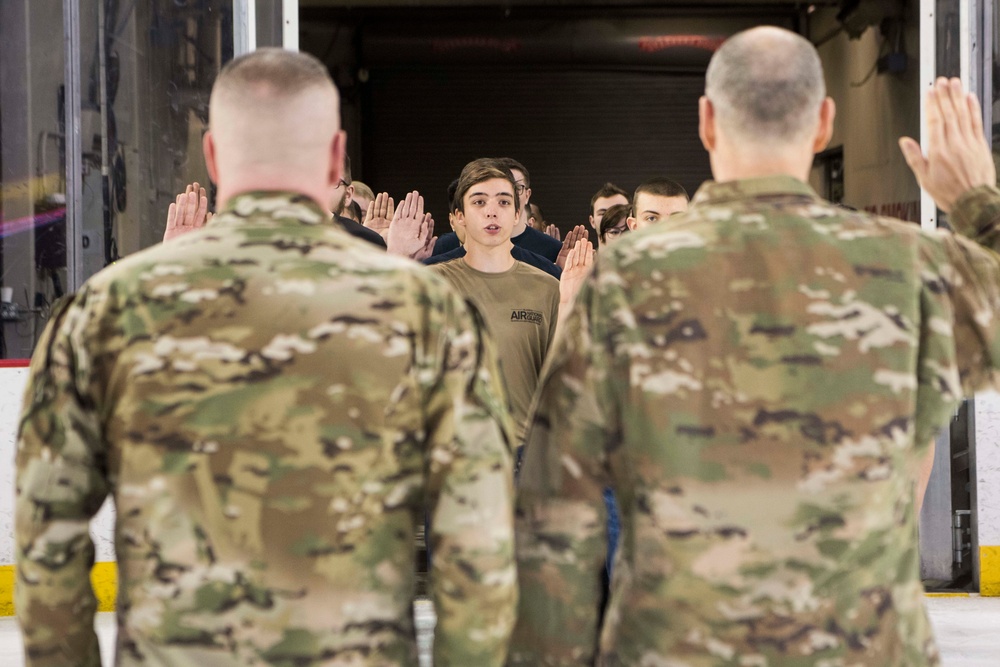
top-left (705, 27), bottom-right (826, 144)
top-left (210, 48), bottom-right (335, 124)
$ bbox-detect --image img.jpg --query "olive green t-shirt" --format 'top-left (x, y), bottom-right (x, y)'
top-left (431, 258), bottom-right (560, 439)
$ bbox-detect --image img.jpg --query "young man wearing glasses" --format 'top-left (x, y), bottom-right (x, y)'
top-left (334, 155), bottom-right (386, 247)
top-left (598, 203), bottom-right (632, 247)
top-left (495, 157), bottom-right (563, 263)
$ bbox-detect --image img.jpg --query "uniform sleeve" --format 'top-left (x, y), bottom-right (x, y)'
top-left (422, 290), bottom-right (518, 666)
top-left (940, 185), bottom-right (1000, 395)
top-left (15, 290), bottom-right (110, 667)
top-left (507, 269), bottom-right (621, 666)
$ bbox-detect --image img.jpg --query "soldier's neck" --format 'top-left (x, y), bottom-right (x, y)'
top-left (214, 173), bottom-right (331, 215)
top-left (710, 143), bottom-right (813, 184)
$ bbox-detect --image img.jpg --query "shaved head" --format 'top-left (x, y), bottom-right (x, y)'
top-left (705, 27), bottom-right (826, 146)
top-left (206, 48), bottom-right (343, 206)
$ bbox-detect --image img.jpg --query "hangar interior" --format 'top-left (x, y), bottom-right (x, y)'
top-left (1, 0), bottom-right (998, 595)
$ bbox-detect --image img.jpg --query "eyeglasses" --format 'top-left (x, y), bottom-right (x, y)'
top-left (336, 179), bottom-right (350, 188)
top-left (514, 183), bottom-right (527, 195)
top-left (605, 226), bottom-right (629, 238)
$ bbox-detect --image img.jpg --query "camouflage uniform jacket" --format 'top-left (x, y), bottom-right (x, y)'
top-left (509, 176), bottom-right (1000, 666)
top-left (16, 192), bottom-right (518, 666)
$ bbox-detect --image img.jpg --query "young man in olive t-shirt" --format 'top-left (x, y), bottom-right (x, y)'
top-left (430, 158), bottom-right (560, 442)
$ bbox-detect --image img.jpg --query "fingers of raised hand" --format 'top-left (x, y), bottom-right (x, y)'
top-left (401, 191), bottom-right (420, 220)
top-left (926, 83), bottom-right (945, 148)
top-left (898, 137), bottom-right (927, 183)
top-left (166, 202), bottom-right (178, 228)
top-left (968, 91), bottom-right (987, 144)
top-left (184, 189), bottom-right (201, 226)
top-left (946, 78), bottom-right (972, 141)
top-left (401, 191), bottom-right (413, 218)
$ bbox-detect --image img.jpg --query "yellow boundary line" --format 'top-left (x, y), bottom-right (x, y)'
top-left (983, 546), bottom-right (1000, 597)
top-left (0, 563), bottom-right (117, 616)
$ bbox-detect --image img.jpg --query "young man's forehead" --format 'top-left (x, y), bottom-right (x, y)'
top-left (466, 178), bottom-right (515, 197)
top-left (594, 194), bottom-right (629, 211)
top-left (635, 192), bottom-right (687, 212)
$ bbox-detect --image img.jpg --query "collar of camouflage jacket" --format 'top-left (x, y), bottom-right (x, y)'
top-left (692, 175), bottom-right (820, 207)
top-left (213, 191), bottom-right (332, 226)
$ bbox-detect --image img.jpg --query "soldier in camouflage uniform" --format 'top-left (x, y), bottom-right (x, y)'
top-left (509, 27), bottom-right (1000, 666)
top-left (16, 49), bottom-right (517, 666)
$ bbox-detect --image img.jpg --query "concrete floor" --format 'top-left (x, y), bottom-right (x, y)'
top-left (1, 596), bottom-right (996, 665)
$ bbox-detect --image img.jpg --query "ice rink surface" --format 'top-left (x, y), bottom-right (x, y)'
top-left (0, 596), bottom-right (996, 666)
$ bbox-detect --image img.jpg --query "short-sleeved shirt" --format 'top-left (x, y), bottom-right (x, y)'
top-left (430, 258), bottom-right (560, 439)
top-left (16, 191), bottom-right (517, 666)
top-left (510, 177), bottom-right (1000, 666)
top-left (423, 244), bottom-right (562, 280)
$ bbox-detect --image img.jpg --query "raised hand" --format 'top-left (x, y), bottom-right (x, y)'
top-left (387, 191), bottom-right (430, 258)
top-left (164, 182), bottom-right (212, 242)
top-left (557, 238), bottom-right (594, 331)
top-left (556, 225), bottom-right (588, 269)
top-left (545, 224), bottom-right (561, 241)
top-left (560, 238), bottom-right (594, 302)
top-left (899, 77), bottom-right (996, 213)
top-left (413, 214), bottom-right (438, 262)
top-left (363, 192), bottom-right (395, 239)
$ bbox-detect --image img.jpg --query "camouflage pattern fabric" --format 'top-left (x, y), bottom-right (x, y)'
top-left (16, 191), bottom-right (518, 666)
top-left (509, 177), bottom-right (1000, 666)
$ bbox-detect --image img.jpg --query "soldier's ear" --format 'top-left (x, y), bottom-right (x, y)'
top-left (813, 97), bottom-right (836, 154)
top-left (203, 131), bottom-right (219, 184)
top-left (626, 215), bottom-right (639, 231)
top-left (329, 130), bottom-right (346, 188)
top-left (699, 96), bottom-right (717, 152)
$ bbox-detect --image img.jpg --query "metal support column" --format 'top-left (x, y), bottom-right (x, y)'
top-left (62, 0), bottom-right (83, 291)
top-left (233, 0), bottom-right (256, 57)
top-left (919, 0), bottom-right (937, 231)
top-left (283, 0), bottom-right (298, 51)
